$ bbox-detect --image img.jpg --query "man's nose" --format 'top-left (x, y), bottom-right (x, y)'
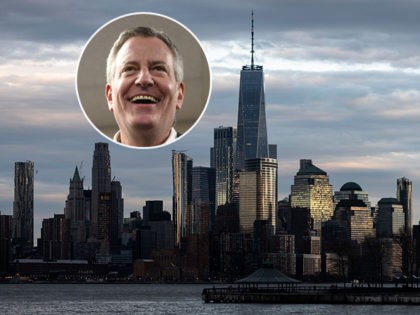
top-left (135, 68), bottom-right (154, 87)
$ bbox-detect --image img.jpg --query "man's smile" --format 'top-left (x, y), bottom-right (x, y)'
top-left (128, 95), bottom-right (160, 104)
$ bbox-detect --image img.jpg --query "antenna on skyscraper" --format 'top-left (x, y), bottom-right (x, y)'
top-left (251, 10), bottom-right (255, 69)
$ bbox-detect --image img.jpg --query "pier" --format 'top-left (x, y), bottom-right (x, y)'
top-left (202, 285), bottom-right (420, 304)
top-left (202, 267), bottom-right (420, 304)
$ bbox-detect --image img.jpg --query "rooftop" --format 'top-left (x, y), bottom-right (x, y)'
top-left (340, 182), bottom-right (363, 192)
top-left (236, 267), bottom-right (300, 284)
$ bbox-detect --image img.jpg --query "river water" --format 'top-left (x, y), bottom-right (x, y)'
top-left (0, 283), bottom-right (419, 314)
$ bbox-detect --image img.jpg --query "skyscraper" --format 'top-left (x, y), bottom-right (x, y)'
top-left (376, 197), bottom-right (405, 238)
top-left (172, 150), bottom-right (192, 248)
top-left (110, 180), bottom-right (124, 250)
top-left (397, 177), bottom-right (412, 235)
top-left (191, 166), bottom-right (216, 234)
top-left (236, 12), bottom-right (268, 170)
top-left (91, 143), bottom-right (111, 237)
top-left (143, 200), bottom-right (164, 226)
top-left (64, 166), bottom-right (88, 252)
top-left (0, 212), bottom-right (12, 273)
top-left (12, 161), bottom-right (34, 254)
top-left (213, 126), bottom-right (236, 206)
top-left (333, 199), bottom-right (375, 250)
top-left (239, 158), bottom-right (278, 235)
top-left (290, 159), bottom-right (334, 234)
top-left (333, 182), bottom-right (371, 210)
top-left (64, 166), bottom-right (86, 221)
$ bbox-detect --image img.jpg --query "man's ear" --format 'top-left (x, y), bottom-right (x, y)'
top-left (176, 82), bottom-right (185, 110)
top-left (105, 84), bottom-right (113, 112)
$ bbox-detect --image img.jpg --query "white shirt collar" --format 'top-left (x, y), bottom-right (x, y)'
top-left (113, 127), bottom-right (178, 147)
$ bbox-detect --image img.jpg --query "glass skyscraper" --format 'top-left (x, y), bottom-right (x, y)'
top-left (213, 126), bottom-right (236, 206)
top-left (290, 159), bottom-right (334, 234)
top-left (191, 166), bottom-right (216, 234)
top-left (172, 150), bottom-right (192, 248)
top-left (235, 14), bottom-right (268, 171)
top-left (397, 177), bottom-right (412, 235)
top-left (239, 158), bottom-right (278, 235)
top-left (376, 197), bottom-right (405, 238)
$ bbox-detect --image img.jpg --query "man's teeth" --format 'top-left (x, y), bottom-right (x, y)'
top-left (130, 95), bottom-right (159, 103)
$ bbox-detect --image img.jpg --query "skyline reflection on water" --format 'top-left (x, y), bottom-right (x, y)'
top-left (0, 283), bottom-right (419, 314)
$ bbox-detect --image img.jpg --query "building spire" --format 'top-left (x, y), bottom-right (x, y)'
top-left (73, 165), bottom-right (81, 182)
top-left (251, 10), bottom-right (255, 69)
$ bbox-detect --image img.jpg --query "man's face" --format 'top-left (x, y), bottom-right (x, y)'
top-left (106, 36), bottom-right (184, 143)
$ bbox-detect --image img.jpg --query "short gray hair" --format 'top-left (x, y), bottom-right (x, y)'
top-left (106, 26), bottom-right (184, 84)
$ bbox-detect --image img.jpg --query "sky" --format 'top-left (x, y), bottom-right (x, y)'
top-left (1, 0), bottom-right (419, 241)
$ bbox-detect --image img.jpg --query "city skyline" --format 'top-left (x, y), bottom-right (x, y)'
top-left (1, 0), bottom-right (419, 241)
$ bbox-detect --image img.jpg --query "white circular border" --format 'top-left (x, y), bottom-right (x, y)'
top-left (75, 12), bottom-right (212, 149)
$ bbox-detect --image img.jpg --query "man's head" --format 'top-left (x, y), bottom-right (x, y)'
top-left (105, 26), bottom-right (184, 147)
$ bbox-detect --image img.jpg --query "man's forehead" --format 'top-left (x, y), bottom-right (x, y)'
top-left (116, 36), bottom-right (174, 63)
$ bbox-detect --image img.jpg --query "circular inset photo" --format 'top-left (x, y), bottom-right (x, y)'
top-left (76, 12), bottom-right (211, 149)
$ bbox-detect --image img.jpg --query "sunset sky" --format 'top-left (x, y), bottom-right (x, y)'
top-left (1, 0), bottom-right (419, 240)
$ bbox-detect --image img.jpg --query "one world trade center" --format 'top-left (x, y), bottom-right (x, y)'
top-left (235, 12), bottom-right (269, 170)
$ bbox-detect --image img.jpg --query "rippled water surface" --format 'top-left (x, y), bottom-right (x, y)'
top-left (0, 283), bottom-right (419, 314)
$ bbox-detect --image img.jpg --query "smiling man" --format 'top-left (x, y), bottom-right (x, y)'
top-left (105, 26), bottom-right (185, 147)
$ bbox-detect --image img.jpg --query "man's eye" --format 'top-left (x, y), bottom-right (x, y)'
top-left (122, 66), bottom-right (136, 74)
top-left (152, 65), bottom-right (167, 72)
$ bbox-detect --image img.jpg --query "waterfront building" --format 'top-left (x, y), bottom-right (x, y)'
top-left (212, 126), bottom-right (236, 206)
top-left (322, 199), bottom-right (375, 279)
top-left (0, 212), bottom-right (12, 273)
top-left (413, 222), bottom-right (420, 274)
top-left (301, 254), bottom-right (322, 277)
top-left (376, 197), bottom-right (405, 238)
top-left (235, 13), bottom-right (269, 170)
top-left (295, 233), bottom-right (321, 278)
top-left (172, 150), bottom-right (192, 248)
top-left (12, 161), bottom-right (34, 257)
top-left (290, 159), bottom-right (334, 234)
top-left (239, 158), bottom-right (278, 236)
top-left (324, 252), bottom-right (348, 279)
top-left (151, 248), bottom-right (181, 281)
top-left (41, 214), bottom-right (69, 260)
top-left (397, 177), bottom-right (412, 235)
top-left (217, 232), bottom-right (244, 280)
top-left (379, 238), bottom-right (403, 282)
top-left (267, 233), bottom-right (296, 276)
